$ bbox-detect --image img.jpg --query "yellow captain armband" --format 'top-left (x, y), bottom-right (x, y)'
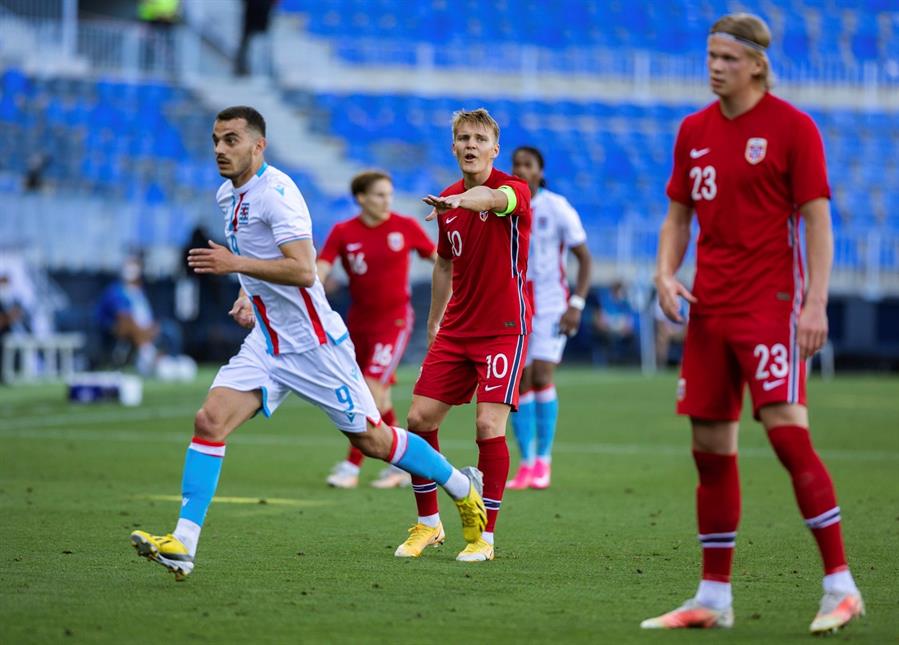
top-left (493, 185), bottom-right (517, 216)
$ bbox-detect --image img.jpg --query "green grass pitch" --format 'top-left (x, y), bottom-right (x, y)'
top-left (1, 367), bottom-right (897, 643)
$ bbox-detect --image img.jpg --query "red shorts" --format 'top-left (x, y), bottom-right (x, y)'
top-left (677, 312), bottom-right (806, 421)
top-left (350, 321), bottom-right (413, 386)
top-left (413, 333), bottom-right (528, 410)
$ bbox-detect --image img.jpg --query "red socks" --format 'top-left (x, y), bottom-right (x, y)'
top-left (693, 450), bottom-right (741, 583)
top-left (411, 429), bottom-right (440, 518)
top-left (478, 436), bottom-right (510, 533)
top-left (346, 409), bottom-right (397, 468)
top-left (768, 425), bottom-right (847, 574)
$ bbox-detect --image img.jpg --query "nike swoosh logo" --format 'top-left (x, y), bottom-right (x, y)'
top-left (690, 148), bottom-right (710, 159)
top-left (484, 384), bottom-right (503, 392)
top-left (445, 216), bottom-right (458, 224)
top-left (762, 378), bottom-right (785, 391)
top-left (346, 243), bottom-right (362, 251)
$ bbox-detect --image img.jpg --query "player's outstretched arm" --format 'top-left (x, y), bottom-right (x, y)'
top-left (654, 200), bottom-right (697, 323)
top-left (422, 186), bottom-right (510, 221)
top-left (426, 256), bottom-right (453, 346)
top-left (188, 239), bottom-right (317, 287)
top-left (797, 197), bottom-right (833, 359)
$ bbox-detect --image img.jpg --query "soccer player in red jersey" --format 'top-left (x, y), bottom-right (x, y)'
top-left (393, 108), bottom-right (532, 562)
top-left (318, 171), bottom-right (437, 489)
top-left (641, 14), bottom-right (863, 635)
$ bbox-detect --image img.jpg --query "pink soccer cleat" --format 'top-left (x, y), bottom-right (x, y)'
top-left (506, 463), bottom-right (534, 490)
top-left (530, 459), bottom-right (551, 489)
top-left (809, 591), bottom-right (864, 635)
top-left (640, 599), bottom-right (734, 629)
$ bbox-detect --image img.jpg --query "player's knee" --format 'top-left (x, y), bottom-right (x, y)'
top-left (194, 407), bottom-right (226, 442)
top-left (475, 416), bottom-right (504, 439)
top-left (406, 408), bottom-right (438, 435)
top-left (532, 372), bottom-right (553, 391)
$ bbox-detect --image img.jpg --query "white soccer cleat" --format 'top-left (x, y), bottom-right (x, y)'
top-left (809, 591), bottom-right (864, 635)
top-left (326, 461), bottom-right (359, 489)
top-left (371, 465), bottom-right (412, 489)
top-left (640, 599), bottom-right (734, 629)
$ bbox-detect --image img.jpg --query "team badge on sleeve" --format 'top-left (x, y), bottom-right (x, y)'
top-left (745, 137), bottom-right (768, 165)
top-left (388, 232), bottom-right (404, 251)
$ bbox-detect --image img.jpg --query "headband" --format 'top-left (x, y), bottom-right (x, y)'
top-left (709, 31), bottom-right (767, 52)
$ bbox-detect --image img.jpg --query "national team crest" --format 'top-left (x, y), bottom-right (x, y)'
top-left (479, 210), bottom-right (489, 222)
top-left (745, 137), bottom-right (767, 165)
top-left (387, 231), bottom-right (404, 251)
top-left (238, 202), bottom-right (250, 224)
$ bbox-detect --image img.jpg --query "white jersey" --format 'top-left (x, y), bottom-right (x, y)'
top-left (217, 162), bottom-right (348, 355)
top-left (527, 189), bottom-right (587, 315)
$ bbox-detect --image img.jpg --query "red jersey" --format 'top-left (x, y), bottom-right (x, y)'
top-left (667, 92), bottom-right (830, 317)
top-left (318, 212), bottom-right (436, 333)
top-left (436, 168), bottom-right (532, 337)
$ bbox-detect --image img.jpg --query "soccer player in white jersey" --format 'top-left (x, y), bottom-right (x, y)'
top-left (129, 106), bottom-right (486, 580)
top-left (506, 146), bottom-right (592, 490)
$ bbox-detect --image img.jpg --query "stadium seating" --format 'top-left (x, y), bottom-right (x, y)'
top-left (0, 68), bottom-right (339, 246)
top-left (293, 90), bottom-right (899, 260)
top-left (279, 0), bottom-right (899, 79)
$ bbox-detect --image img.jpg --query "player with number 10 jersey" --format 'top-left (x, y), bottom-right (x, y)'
top-left (395, 108), bottom-right (532, 563)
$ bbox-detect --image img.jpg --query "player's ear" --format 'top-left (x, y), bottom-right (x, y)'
top-left (256, 136), bottom-right (267, 154)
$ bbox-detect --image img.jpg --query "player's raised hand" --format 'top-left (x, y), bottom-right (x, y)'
top-left (228, 295), bottom-right (255, 329)
top-left (188, 240), bottom-right (241, 275)
top-left (655, 273), bottom-right (696, 323)
top-left (797, 300), bottom-right (828, 360)
top-left (422, 194), bottom-right (463, 221)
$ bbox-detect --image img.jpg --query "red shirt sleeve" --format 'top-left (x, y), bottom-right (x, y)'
top-left (318, 223), bottom-right (342, 264)
top-left (406, 217), bottom-right (437, 258)
top-left (666, 120), bottom-right (693, 207)
top-left (789, 112), bottom-right (831, 207)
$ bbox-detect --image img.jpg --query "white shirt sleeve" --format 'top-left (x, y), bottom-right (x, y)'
top-left (264, 180), bottom-right (313, 246)
top-left (557, 195), bottom-right (587, 248)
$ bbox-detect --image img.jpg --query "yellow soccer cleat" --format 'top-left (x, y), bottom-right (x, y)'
top-left (394, 522), bottom-right (445, 558)
top-left (640, 599), bottom-right (734, 629)
top-left (456, 538), bottom-right (494, 562)
top-left (453, 467), bottom-right (487, 544)
top-left (809, 591), bottom-right (864, 635)
top-left (130, 530), bottom-right (194, 580)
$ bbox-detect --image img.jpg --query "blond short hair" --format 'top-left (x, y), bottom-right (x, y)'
top-left (710, 13), bottom-right (774, 90)
top-left (451, 108), bottom-right (500, 142)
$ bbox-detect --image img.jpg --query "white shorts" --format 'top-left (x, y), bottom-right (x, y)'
top-left (211, 332), bottom-right (379, 434)
top-left (526, 310), bottom-right (568, 366)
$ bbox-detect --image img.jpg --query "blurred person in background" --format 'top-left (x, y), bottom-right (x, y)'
top-left (0, 273), bottom-right (31, 383)
top-left (641, 13), bottom-right (863, 635)
top-left (96, 256), bottom-right (159, 374)
top-left (592, 280), bottom-right (637, 364)
top-left (506, 146), bottom-right (591, 491)
top-left (96, 255), bottom-right (182, 375)
top-left (318, 170), bottom-right (437, 490)
top-left (235, 0), bottom-right (277, 77)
